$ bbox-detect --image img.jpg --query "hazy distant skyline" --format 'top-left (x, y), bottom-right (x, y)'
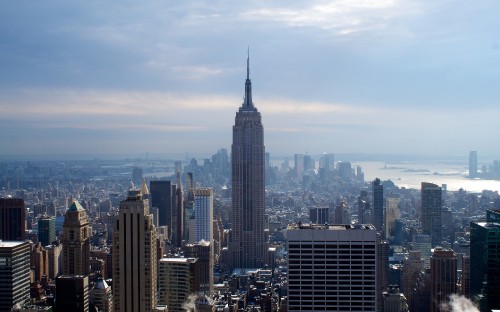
top-left (1, 1), bottom-right (500, 158)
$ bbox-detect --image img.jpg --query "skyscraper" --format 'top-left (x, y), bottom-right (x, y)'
top-left (193, 188), bottom-right (213, 243)
top-left (171, 173), bottom-right (184, 248)
top-left (230, 53), bottom-right (265, 269)
top-left (62, 201), bottom-right (90, 275)
top-left (150, 180), bottom-right (173, 234)
top-left (185, 242), bottom-right (213, 295)
top-left (0, 241), bottom-right (31, 311)
top-left (0, 197), bottom-right (26, 241)
top-left (158, 258), bottom-right (199, 312)
top-left (113, 190), bottom-right (157, 312)
top-left (373, 178), bottom-right (384, 233)
top-left (421, 182), bottom-right (442, 246)
top-left (430, 248), bottom-right (456, 312)
top-left (470, 221), bottom-right (500, 311)
top-left (38, 216), bottom-right (56, 247)
top-left (287, 224), bottom-right (378, 311)
top-left (469, 151), bottom-right (478, 178)
top-left (56, 275), bottom-right (90, 312)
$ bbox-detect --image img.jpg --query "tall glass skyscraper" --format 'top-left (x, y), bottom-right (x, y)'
top-left (230, 53), bottom-right (265, 269)
top-left (421, 182), bottom-right (442, 247)
top-left (469, 150), bottom-right (478, 178)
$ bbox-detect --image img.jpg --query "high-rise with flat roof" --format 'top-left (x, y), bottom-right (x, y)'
top-left (0, 198), bottom-right (26, 241)
top-left (469, 151), bottom-right (478, 178)
top-left (193, 188), bottom-right (213, 243)
top-left (430, 248), bottom-right (456, 312)
top-left (56, 275), bottom-right (90, 312)
top-left (158, 258), bottom-right (199, 312)
top-left (373, 178), bottom-right (384, 233)
top-left (0, 241), bottom-right (31, 312)
top-left (38, 216), bottom-right (56, 247)
top-left (470, 221), bottom-right (500, 311)
top-left (150, 180), bottom-right (173, 234)
top-left (287, 224), bottom-right (378, 311)
top-left (421, 183), bottom-right (442, 246)
top-left (113, 190), bottom-right (157, 312)
top-left (230, 54), bottom-right (265, 269)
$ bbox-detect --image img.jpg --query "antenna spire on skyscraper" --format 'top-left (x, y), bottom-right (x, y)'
top-left (241, 48), bottom-right (255, 111)
top-left (247, 47), bottom-right (250, 80)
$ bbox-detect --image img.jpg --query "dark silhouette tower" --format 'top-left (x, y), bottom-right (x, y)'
top-left (0, 198), bottom-right (26, 241)
top-left (421, 182), bottom-right (442, 246)
top-left (373, 178), bottom-right (384, 233)
top-left (230, 52), bottom-right (265, 269)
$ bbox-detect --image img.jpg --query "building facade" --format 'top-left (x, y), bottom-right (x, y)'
top-left (430, 248), bottom-right (456, 312)
top-left (373, 178), bottom-right (384, 233)
top-left (287, 224), bottom-right (378, 311)
top-left (230, 54), bottom-right (266, 269)
top-left (112, 190), bottom-right (157, 312)
top-left (55, 275), bottom-right (89, 312)
top-left (193, 188), bottom-right (212, 244)
top-left (421, 183), bottom-right (442, 246)
top-left (0, 198), bottom-right (26, 241)
top-left (37, 216), bottom-right (56, 247)
top-left (0, 241), bottom-right (31, 312)
top-left (158, 258), bottom-right (199, 312)
top-left (62, 201), bottom-right (90, 275)
top-left (470, 221), bottom-right (500, 311)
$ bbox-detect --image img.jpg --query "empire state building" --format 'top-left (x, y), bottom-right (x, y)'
top-left (230, 54), bottom-right (265, 269)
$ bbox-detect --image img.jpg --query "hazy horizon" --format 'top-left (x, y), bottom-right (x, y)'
top-left (1, 1), bottom-right (500, 157)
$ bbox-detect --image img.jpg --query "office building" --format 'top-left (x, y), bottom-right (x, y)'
top-left (461, 255), bottom-right (470, 297)
top-left (287, 224), bottom-right (377, 311)
top-left (470, 221), bottom-right (500, 311)
top-left (294, 154), bottom-right (304, 179)
top-left (413, 234), bottom-right (432, 267)
top-left (469, 151), bottom-right (478, 178)
top-left (62, 201), bottom-right (90, 275)
top-left (401, 251), bottom-right (425, 305)
top-left (193, 188), bottom-right (213, 243)
top-left (46, 242), bottom-right (62, 280)
top-left (230, 54), bottom-right (266, 269)
top-left (30, 242), bottom-right (48, 282)
top-left (0, 241), bottom-right (31, 312)
top-left (430, 248), bottom-right (456, 312)
top-left (185, 241), bottom-right (213, 294)
top-left (55, 275), bottom-right (89, 312)
top-left (158, 258), bottom-right (199, 312)
top-left (0, 197), bottom-right (26, 241)
top-left (357, 190), bottom-right (371, 224)
top-left (132, 167), bottom-right (143, 186)
top-left (385, 197), bottom-right (401, 239)
top-left (171, 173), bottom-right (184, 247)
top-left (421, 183), bottom-right (442, 246)
top-left (38, 216), bottom-right (56, 247)
top-left (90, 277), bottom-right (113, 312)
top-left (150, 180), bottom-right (173, 234)
top-left (377, 239), bottom-right (390, 311)
top-left (334, 200), bottom-right (351, 224)
top-left (309, 207), bottom-right (329, 225)
top-left (382, 285), bottom-right (409, 312)
top-left (373, 178), bottom-right (384, 233)
top-left (113, 190), bottom-right (157, 312)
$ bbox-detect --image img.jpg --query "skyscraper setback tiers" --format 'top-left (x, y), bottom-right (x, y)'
top-left (229, 53), bottom-right (266, 269)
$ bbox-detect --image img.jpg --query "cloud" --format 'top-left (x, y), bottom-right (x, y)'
top-left (440, 294), bottom-right (479, 312)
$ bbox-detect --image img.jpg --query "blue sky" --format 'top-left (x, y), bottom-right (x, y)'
top-left (1, 1), bottom-right (499, 159)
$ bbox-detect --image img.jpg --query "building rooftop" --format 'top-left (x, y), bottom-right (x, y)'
top-left (68, 201), bottom-right (85, 212)
top-left (0, 240), bottom-right (26, 248)
top-left (288, 223), bottom-right (375, 231)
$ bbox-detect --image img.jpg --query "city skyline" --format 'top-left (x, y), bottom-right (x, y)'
top-left (1, 1), bottom-right (500, 158)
